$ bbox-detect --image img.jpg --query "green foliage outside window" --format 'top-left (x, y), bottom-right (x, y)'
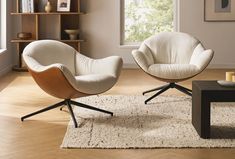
top-left (124, 0), bottom-right (174, 43)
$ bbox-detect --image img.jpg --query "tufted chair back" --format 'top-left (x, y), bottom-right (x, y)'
top-left (140, 32), bottom-right (200, 64)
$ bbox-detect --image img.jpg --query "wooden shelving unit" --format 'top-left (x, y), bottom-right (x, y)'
top-left (11, 0), bottom-right (85, 72)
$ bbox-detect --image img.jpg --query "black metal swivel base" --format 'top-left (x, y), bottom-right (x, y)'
top-left (143, 83), bottom-right (192, 104)
top-left (21, 99), bottom-right (113, 128)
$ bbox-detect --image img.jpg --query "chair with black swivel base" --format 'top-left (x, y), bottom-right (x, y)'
top-left (132, 32), bottom-right (214, 104)
top-left (22, 40), bottom-right (123, 128)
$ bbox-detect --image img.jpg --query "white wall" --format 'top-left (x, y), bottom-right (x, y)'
top-left (80, 0), bottom-right (235, 68)
top-left (180, 0), bottom-right (235, 68)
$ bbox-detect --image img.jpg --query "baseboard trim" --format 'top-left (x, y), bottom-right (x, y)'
top-left (0, 64), bottom-right (13, 77)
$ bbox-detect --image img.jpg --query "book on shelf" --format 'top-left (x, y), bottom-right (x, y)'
top-left (21, 0), bottom-right (34, 13)
top-left (29, 0), bottom-right (35, 13)
top-left (21, 0), bottom-right (26, 13)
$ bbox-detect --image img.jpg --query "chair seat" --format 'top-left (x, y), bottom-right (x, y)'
top-left (75, 74), bottom-right (116, 94)
top-left (148, 64), bottom-right (200, 80)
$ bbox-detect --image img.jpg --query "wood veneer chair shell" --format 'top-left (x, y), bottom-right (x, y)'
top-left (28, 67), bottom-right (87, 99)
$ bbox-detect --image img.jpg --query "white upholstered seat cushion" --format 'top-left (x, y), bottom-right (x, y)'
top-left (148, 64), bottom-right (200, 80)
top-left (75, 74), bottom-right (116, 94)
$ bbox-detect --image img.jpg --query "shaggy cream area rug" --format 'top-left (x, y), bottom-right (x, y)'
top-left (61, 95), bottom-right (235, 148)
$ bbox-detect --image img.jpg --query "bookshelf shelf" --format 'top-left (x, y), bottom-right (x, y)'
top-left (11, 39), bottom-right (35, 43)
top-left (60, 40), bottom-right (85, 42)
top-left (11, 39), bottom-right (85, 43)
top-left (11, 0), bottom-right (84, 72)
top-left (11, 12), bottom-right (85, 15)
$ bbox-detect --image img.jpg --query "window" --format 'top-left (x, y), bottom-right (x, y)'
top-left (0, 0), bottom-right (6, 51)
top-left (121, 0), bottom-right (178, 45)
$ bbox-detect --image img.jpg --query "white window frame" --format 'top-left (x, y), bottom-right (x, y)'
top-left (0, 0), bottom-right (7, 53)
top-left (0, 1), bottom-right (1, 45)
top-left (120, 0), bottom-right (180, 47)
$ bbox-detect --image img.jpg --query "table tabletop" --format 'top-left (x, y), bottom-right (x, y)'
top-left (192, 80), bottom-right (235, 91)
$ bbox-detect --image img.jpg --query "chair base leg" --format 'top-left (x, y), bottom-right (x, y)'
top-left (143, 84), bottom-right (170, 95)
top-left (66, 100), bottom-right (78, 128)
top-left (70, 100), bottom-right (113, 116)
top-left (21, 101), bottom-right (66, 121)
top-left (21, 99), bottom-right (113, 128)
top-left (143, 83), bottom-right (192, 104)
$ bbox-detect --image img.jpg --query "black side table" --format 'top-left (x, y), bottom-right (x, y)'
top-left (192, 81), bottom-right (235, 139)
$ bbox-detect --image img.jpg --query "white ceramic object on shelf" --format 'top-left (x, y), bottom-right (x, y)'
top-left (65, 29), bottom-right (79, 40)
top-left (217, 80), bottom-right (235, 87)
top-left (45, 1), bottom-right (52, 13)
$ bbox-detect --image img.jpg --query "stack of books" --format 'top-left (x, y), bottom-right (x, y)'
top-left (21, 0), bottom-right (35, 13)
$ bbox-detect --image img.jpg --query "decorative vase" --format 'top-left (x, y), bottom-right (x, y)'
top-left (45, 1), bottom-right (52, 13)
top-left (65, 29), bottom-right (80, 40)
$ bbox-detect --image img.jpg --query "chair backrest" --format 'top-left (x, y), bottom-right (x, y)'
top-left (23, 40), bottom-right (76, 74)
top-left (141, 32), bottom-right (200, 64)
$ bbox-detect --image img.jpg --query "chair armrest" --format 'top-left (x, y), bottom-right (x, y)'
top-left (132, 50), bottom-right (152, 72)
top-left (91, 56), bottom-right (123, 78)
top-left (190, 48), bottom-right (214, 71)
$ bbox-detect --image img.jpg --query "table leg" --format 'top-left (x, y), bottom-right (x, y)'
top-left (192, 88), bottom-right (211, 139)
